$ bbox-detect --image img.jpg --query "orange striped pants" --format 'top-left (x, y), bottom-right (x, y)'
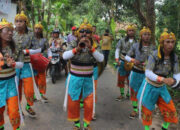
top-left (35, 71), bottom-right (47, 94)
top-left (19, 77), bottom-right (34, 106)
top-left (0, 96), bottom-right (20, 130)
top-left (68, 93), bottom-right (93, 124)
top-left (142, 97), bottom-right (178, 126)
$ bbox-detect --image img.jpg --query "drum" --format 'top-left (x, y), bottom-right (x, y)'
top-left (30, 53), bottom-right (49, 72)
top-left (124, 61), bottom-right (134, 71)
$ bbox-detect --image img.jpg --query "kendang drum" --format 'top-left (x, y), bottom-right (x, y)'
top-left (124, 61), bottom-right (134, 71)
top-left (30, 53), bottom-right (49, 72)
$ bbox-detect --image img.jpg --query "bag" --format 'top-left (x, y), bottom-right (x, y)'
top-left (124, 61), bottom-right (134, 71)
top-left (30, 53), bottom-right (49, 72)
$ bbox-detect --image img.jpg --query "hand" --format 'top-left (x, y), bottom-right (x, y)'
top-left (76, 45), bottom-right (81, 53)
top-left (85, 39), bottom-right (92, 49)
top-left (116, 60), bottom-right (121, 66)
top-left (6, 57), bottom-right (15, 67)
top-left (134, 59), bottom-right (141, 65)
top-left (163, 78), bottom-right (175, 86)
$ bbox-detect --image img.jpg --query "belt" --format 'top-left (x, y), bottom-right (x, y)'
top-left (132, 67), bottom-right (144, 74)
top-left (146, 78), bottom-right (164, 87)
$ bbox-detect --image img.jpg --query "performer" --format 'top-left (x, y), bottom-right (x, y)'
top-left (13, 11), bottom-right (41, 117)
top-left (32, 22), bottom-right (49, 102)
top-left (137, 30), bottom-right (179, 130)
top-left (125, 27), bottom-right (156, 119)
top-left (84, 26), bottom-right (102, 120)
top-left (63, 22), bottom-right (104, 130)
top-left (115, 25), bottom-right (136, 101)
top-left (0, 19), bottom-right (23, 130)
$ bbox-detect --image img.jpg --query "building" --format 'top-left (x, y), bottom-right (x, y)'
top-left (0, 0), bottom-right (17, 24)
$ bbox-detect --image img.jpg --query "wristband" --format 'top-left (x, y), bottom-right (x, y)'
top-left (157, 76), bottom-right (164, 82)
top-left (26, 49), bottom-right (30, 54)
top-left (90, 48), bottom-right (96, 53)
top-left (115, 58), bottom-right (119, 62)
top-left (11, 62), bottom-right (16, 68)
top-left (72, 48), bottom-right (77, 54)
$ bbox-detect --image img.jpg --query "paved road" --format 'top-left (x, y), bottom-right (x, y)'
top-left (5, 66), bottom-right (145, 130)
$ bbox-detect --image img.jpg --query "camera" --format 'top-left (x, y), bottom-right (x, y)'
top-left (79, 42), bottom-right (86, 48)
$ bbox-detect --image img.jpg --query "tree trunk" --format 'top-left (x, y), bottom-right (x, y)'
top-left (41, 2), bottom-right (45, 21)
top-left (146, 0), bottom-right (155, 45)
top-left (31, 1), bottom-right (35, 30)
top-left (37, 7), bottom-right (42, 22)
top-left (46, 0), bottom-right (52, 38)
top-left (133, 0), bottom-right (147, 26)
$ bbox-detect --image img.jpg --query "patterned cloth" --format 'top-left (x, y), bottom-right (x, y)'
top-left (128, 43), bottom-right (156, 61)
top-left (66, 74), bottom-right (93, 101)
top-left (0, 77), bottom-right (17, 108)
top-left (31, 37), bottom-right (49, 57)
top-left (13, 28), bottom-right (34, 62)
top-left (116, 37), bottom-right (135, 56)
top-left (66, 41), bottom-right (96, 65)
top-left (146, 50), bottom-right (179, 76)
top-left (137, 79), bottom-right (172, 111)
top-left (0, 46), bottom-right (18, 79)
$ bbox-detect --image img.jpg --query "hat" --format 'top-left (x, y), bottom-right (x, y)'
top-left (158, 28), bottom-right (176, 59)
top-left (140, 26), bottom-right (151, 36)
top-left (72, 26), bottom-right (76, 31)
top-left (34, 22), bottom-right (43, 30)
top-left (0, 18), bottom-right (14, 30)
top-left (15, 11), bottom-right (28, 25)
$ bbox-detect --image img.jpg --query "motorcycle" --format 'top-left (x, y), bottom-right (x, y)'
top-left (49, 47), bottom-right (63, 84)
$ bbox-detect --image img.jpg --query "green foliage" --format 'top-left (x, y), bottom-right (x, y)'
top-left (109, 40), bottom-right (118, 66)
top-left (110, 18), bottom-right (116, 38)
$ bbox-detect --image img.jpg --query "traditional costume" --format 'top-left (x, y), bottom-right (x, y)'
top-left (115, 25), bottom-right (136, 101)
top-left (32, 22), bottom-right (49, 102)
top-left (0, 19), bottom-right (23, 130)
top-left (63, 22), bottom-right (104, 130)
top-left (13, 11), bottom-right (41, 117)
top-left (125, 27), bottom-right (156, 118)
top-left (137, 30), bottom-right (179, 130)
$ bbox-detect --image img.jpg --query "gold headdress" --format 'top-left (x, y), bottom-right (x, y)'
top-left (158, 28), bottom-right (176, 58)
top-left (15, 11), bottom-right (28, 25)
top-left (140, 26), bottom-right (151, 36)
top-left (77, 19), bottom-right (93, 37)
top-left (0, 18), bottom-right (14, 30)
top-left (34, 22), bottom-right (43, 30)
top-left (126, 25), bottom-right (136, 31)
top-left (78, 19), bottom-right (92, 32)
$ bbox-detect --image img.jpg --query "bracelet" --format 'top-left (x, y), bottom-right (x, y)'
top-left (90, 48), bottom-right (96, 53)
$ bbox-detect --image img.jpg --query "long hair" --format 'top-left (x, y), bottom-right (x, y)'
top-left (139, 39), bottom-right (143, 53)
top-left (0, 30), bottom-right (15, 53)
top-left (159, 47), bottom-right (175, 73)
